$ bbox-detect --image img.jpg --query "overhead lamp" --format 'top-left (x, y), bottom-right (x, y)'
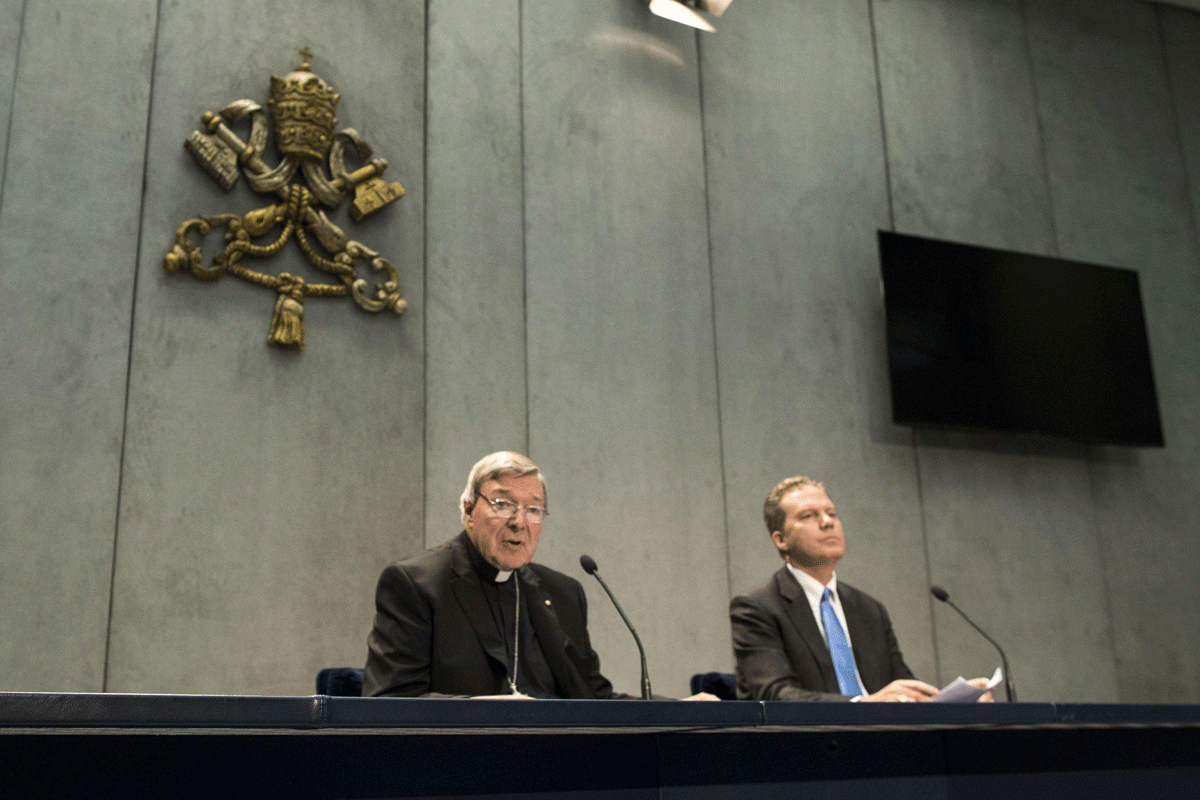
top-left (649, 0), bottom-right (731, 33)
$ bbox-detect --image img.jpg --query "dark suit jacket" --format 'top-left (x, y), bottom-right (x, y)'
top-left (731, 567), bottom-right (914, 701)
top-left (363, 531), bottom-right (617, 698)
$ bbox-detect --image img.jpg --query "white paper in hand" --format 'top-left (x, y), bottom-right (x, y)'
top-left (930, 667), bottom-right (1002, 703)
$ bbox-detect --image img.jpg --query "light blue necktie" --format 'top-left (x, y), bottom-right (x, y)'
top-left (821, 587), bottom-right (863, 697)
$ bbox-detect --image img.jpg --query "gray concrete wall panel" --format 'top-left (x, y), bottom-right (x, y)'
top-left (702, 0), bottom-right (933, 685)
top-left (521, 0), bottom-right (730, 697)
top-left (1027, 0), bottom-right (1200, 702)
top-left (916, 437), bottom-right (1111, 701)
top-left (106, 1), bottom-right (426, 695)
top-left (875, 0), bottom-right (1115, 701)
top-left (424, 0), bottom-right (529, 547)
top-left (0, 0), bottom-right (156, 692)
top-left (877, 0), bottom-right (1056, 251)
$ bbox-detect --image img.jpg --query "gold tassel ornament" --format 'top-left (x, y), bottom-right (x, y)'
top-left (268, 274), bottom-right (306, 350)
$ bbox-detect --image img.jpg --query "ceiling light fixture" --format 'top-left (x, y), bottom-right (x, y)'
top-left (648, 0), bottom-right (731, 33)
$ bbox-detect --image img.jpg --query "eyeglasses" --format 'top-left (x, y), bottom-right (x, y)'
top-left (477, 494), bottom-right (549, 524)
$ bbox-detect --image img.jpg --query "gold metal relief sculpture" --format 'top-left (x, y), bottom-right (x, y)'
top-left (164, 50), bottom-right (406, 351)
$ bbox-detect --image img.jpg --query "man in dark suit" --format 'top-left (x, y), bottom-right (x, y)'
top-left (364, 451), bottom-right (617, 697)
top-left (732, 476), bottom-right (974, 702)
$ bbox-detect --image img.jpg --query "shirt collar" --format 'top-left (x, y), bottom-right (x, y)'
top-left (785, 561), bottom-right (838, 605)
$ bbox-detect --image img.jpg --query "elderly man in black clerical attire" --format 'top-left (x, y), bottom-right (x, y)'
top-left (364, 451), bottom-right (619, 698)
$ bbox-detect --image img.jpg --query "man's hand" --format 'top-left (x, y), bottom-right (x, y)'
top-left (967, 676), bottom-right (995, 702)
top-left (681, 692), bottom-right (721, 701)
top-left (858, 679), bottom-right (939, 703)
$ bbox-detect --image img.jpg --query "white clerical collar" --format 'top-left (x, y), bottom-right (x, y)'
top-left (494, 570), bottom-right (513, 583)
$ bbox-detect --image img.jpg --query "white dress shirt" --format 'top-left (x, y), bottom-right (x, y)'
top-left (785, 562), bottom-right (867, 696)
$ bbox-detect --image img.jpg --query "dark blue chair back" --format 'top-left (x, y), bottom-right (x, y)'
top-left (316, 667), bottom-right (364, 697)
top-left (690, 671), bottom-right (737, 700)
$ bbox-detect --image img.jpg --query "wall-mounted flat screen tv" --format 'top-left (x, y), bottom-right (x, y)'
top-left (879, 230), bottom-right (1164, 447)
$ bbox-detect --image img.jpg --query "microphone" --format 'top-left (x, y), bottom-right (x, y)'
top-left (930, 585), bottom-right (1017, 702)
top-left (580, 555), bottom-right (652, 700)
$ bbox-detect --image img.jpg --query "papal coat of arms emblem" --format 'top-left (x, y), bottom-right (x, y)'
top-left (164, 50), bottom-right (406, 351)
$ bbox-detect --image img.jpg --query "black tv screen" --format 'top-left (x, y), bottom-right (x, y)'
top-left (879, 230), bottom-right (1164, 447)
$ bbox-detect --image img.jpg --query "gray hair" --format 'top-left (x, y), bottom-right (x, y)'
top-left (459, 451), bottom-right (547, 526)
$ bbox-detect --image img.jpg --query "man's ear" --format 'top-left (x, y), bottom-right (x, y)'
top-left (771, 530), bottom-right (786, 551)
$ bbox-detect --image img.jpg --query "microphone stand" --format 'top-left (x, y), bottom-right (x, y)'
top-left (581, 555), bottom-right (652, 699)
top-left (931, 585), bottom-right (1017, 702)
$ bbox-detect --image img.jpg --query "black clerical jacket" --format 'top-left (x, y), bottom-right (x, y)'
top-left (364, 531), bottom-right (617, 698)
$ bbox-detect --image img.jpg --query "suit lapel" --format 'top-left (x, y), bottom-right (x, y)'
top-left (448, 536), bottom-right (510, 672)
top-left (775, 568), bottom-right (840, 693)
top-left (838, 584), bottom-right (876, 691)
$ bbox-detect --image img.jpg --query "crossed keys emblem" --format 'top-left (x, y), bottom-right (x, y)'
top-left (163, 50), bottom-right (406, 351)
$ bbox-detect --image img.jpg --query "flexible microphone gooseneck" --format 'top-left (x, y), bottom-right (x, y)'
top-left (580, 554), bottom-right (652, 700)
top-left (930, 585), bottom-right (1017, 702)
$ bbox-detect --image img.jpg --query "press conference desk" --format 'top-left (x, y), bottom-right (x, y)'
top-left (2, 693), bottom-right (1198, 798)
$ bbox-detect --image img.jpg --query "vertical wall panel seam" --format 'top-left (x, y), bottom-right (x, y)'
top-left (519, 0), bottom-right (530, 456)
top-left (867, 0), bottom-right (895, 235)
top-left (0, 0), bottom-right (30, 210)
top-left (912, 433), bottom-right (941, 688)
top-left (694, 32), bottom-right (732, 608)
top-left (103, 0), bottom-right (164, 693)
top-left (1017, 0), bottom-right (1061, 257)
top-left (421, 0), bottom-right (431, 548)
top-left (1154, 5), bottom-right (1200, 263)
top-left (1082, 445), bottom-right (1118, 699)
top-left (868, 0), bottom-right (939, 682)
